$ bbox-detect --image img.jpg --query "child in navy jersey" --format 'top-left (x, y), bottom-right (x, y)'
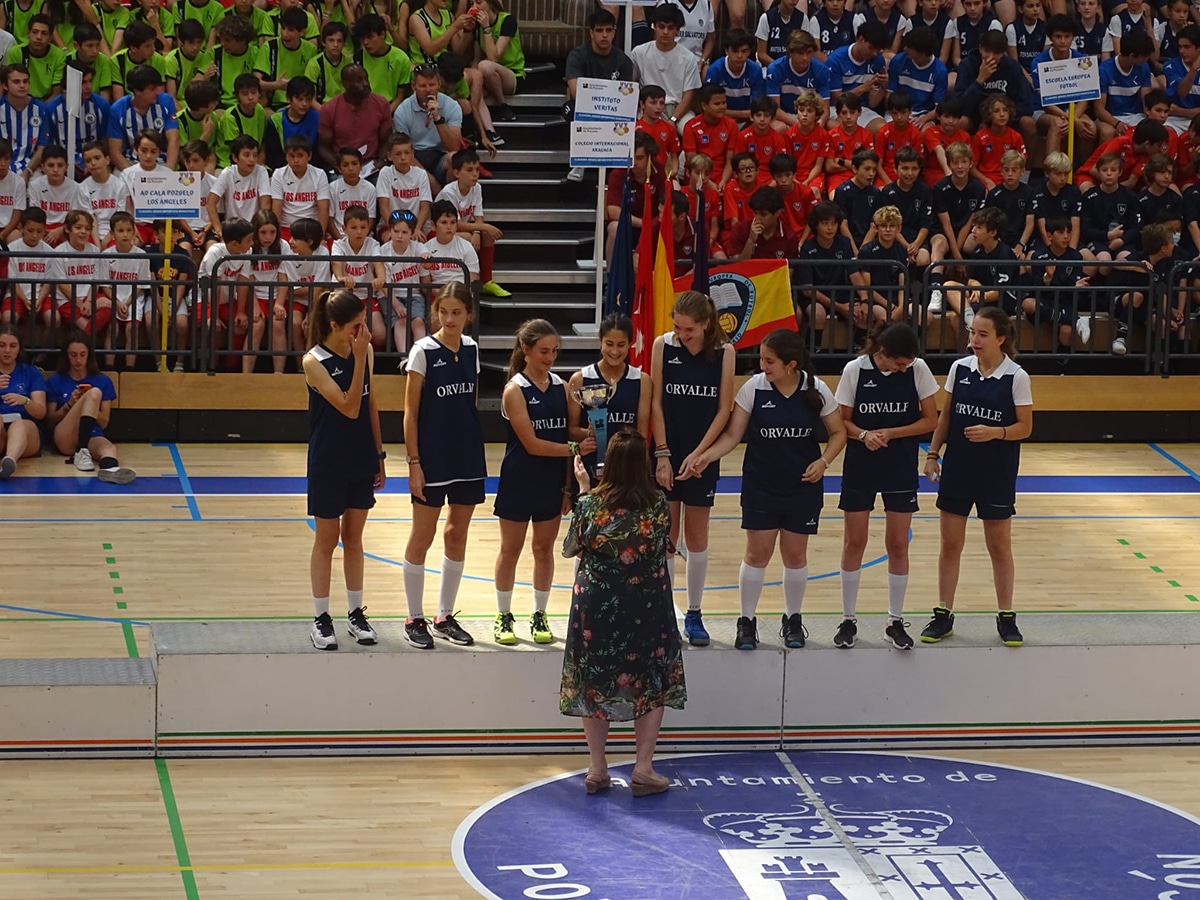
top-left (921, 307), bottom-right (1033, 648)
top-left (401, 282), bottom-right (487, 650)
top-left (681, 328), bottom-right (846, 651)
top-left (493, 319), bottom-right (594, 647)
top-left (651, 290), bottom-right (736, 648)
top-left (302, 288), bottom-right (384, 652)
top-left (834, 323), bottom-right (938, 651)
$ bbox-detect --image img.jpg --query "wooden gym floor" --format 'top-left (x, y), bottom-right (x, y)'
top-left (0, 442), bottom-right (1198, 898)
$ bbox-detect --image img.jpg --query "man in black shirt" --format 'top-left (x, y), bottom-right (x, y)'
top-left (565, 10), bottom-right (636, 181)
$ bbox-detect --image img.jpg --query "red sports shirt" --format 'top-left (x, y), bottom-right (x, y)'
top-left (874, 121), bottom-right (924, 181)
top-left (785, 123), bottom-right (830, 185)
top-left (825, 124), bottom-right (876, 192)
top-left (922, 125), bottom-right (971, 186)
top-left (733, 126), bottom-right (790, 172)
top-left (776, 181), bottom-right (818, 237)
top-left (681, 182), bottom-right (722, 237)
top-left (683, 114), bottom-right (740, 172)
top-left (971, 126), bottom-right (1026, 184)
top-left (636, 116), bottom-right (681, 169)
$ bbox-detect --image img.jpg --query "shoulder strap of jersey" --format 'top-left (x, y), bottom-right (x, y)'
top-left (315, 55), bottom-right (326, 98)
top-left (353, 46), bottom-right (364, 66)
top-left (20, 44), bottom-right (29, 68)
top-left (267, 37), bottom-right (278, 77)
top-left (213, 45), bottom-right (223, 84)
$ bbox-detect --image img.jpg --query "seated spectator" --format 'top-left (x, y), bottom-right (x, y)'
top-left (928, 141), bottom-right (986, 311)
top-left (922, 97), bottom-right (969, 187)
top-left (47, 61), bottom-right (110, 174)
top-left (630, 3), bottom-right (702, 134)
top-left (706, 28), bottom-right (766, 122)
top-left (215, 73), bottom-right (267, 169)
top-left (108, 21), bottom-right (174, 101)
top-left (722, 151), bottom-right (761, 239)
top-left (769, 152), bottom-right (818, 239)
top-left (636, 84), bottom-right (682, 174)
top-left (756, 0), bottom-right (804, 67)
top-left (825, 93), bottom-right (876, 194)
top-left (970, 94), bottom-right (1026, 191)
top-left (208, 134), bottom-right (271, 235)
top-left (331, 148), bottom-right (378, 241)
top-left (766, 31), bottom-right (830, 129)
top-left (0, 65), bottom-right (50, 174)
top-left (683, 84), bottom-right (738, 185)
top-left (910, 0), bottom-right (953, 65)
top-left (1111, 223), bottom-right (1174, 354)
top-left (1127, 153), bottom-right (1183, 250)
top-left (947, 0), bottom-right (1002, 75)
top-left (669, 190), bottom-right (726, 274)
top-left (887, 26), bottom-right (946, 128)
top-left (604, 131), bottom-right (665, 264)
top-left (269, 135), bottom-right (331, 240)
top-left (833, 147), bottom-right (881, 253)
top-left (1080, 152), bottom-right (1138, 262)
top-left (407, 0), bottom-right (469, 66)
top-left (808, 0), bottom-right (856, 62)
top-left (375, 209), bottom-right (430, 352)
top-left (166, 20), bottom-right (207, 101)
top-left (28, 145), bottom-right (89, 244)
top-left (955, 30), bottom-right (1035, 143)
top-left (176, 79), bottom-right (221, 153)
top-left (873, 91), bottom-right (922, 185)
top-left (421, 198), bottom-right (481, 287)
top-left (6, 15), bottom-right (65, 101)
top-left (726, 185), bottom-right (798, 261)
top-left (1021, 217), bottom-right (1089, 353)
top-left (353, 14), bottom-right (412, 114)
top-left (856, 204), bottom-right (905, 325)
top-left (853, 0), bottom-right (910, 58)
top-left (436, 147), bottom-right (508, 298)
top-left (195, 217), bottom-right (255, 367)
top-left (468, 0), bottom-right (525, 123)
top-left (107, 64), bottom-right (180, 171)
top-left (1108, 0), bottom-right (1152, 58)
top-left (729, 95), bottom-right (788, 185)
top-left (265, 76), bottom-right (320, 171)
top-left (0, 139), bottom-right (21, 241)
top-left (392, 63), bottom-right (463, 190)
top-left (826, 21), bottom-right (889, 133)
top-left (305, 21), bottom-right (350, 105)
top-left (0, 326), bottom-right (47, 480)
top-left (940, 207), bottom-right (1019, 327)
top-left (658, 0), bottom-right (716, 61)
top-left (880, 145), bottom-right (934, 266)
top-left (1076, 119), bottom-right (1169, 192)
top-left (1163, 25), bottom-right (1200, 136)
top-left (785, 90), bottom-right (830, 198)
top-left (1073, 0), bottom-right (1111, 61)
top-left (1005, 0), bottom-right (1045, 78)
top-left (0, 208), bottom-right (52, 328)
top-left (318, 63), bottom-right (393, 172)
top-left (46, 210), bottom-right (108, 338)
top-left (1096, 29), bottom-right (1154, 144)
top-left (255, 8), bottom-right (319, 108)
top-left (330, 204), bottom-right (388, 350)
top-left (682, 152), bottom-right (722, 246)
top-left (1032, 152), bottom-right (1082, 249)
top-left (564, 10), bottom-right (635, 125)
top-left (377, 132), bottom-right (434, 239)
top-left (198, 15), bottom-right (258, 107)
top-left (101, 212), bottom-right (157, 369)
top-left (797, 200), bottom-right (856, 341)
top-left (982, 149), bottom-right (1036, 256)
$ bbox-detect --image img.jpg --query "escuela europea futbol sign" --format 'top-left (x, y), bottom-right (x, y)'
top-left (1037, 55), bottom-right (1102, 106)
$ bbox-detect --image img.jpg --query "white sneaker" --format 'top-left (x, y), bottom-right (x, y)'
top-left (1111, 335), bottom-right (1127, 355)
top-left (98, 466), bottom-right (137, 485)
top-left (963, 305), bottom-right (976, 328)
top-left (74, 448), bottom-right (95, 472)
top-left (311, 613), bottom-right (338, 650)
top-left (927, 289), bottom-right (943, 313)
top-left (1075, 315), bottom-right (1091, 346)
top-left (567, 166), bottom-right (585, 183)
top-left (172, 361), bottom-right (185, 374)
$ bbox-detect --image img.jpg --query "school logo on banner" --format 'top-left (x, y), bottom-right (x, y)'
top-left (672, 259), bottom-right (795, 348)
top-left (454, 751), bottom-right (1200, 899)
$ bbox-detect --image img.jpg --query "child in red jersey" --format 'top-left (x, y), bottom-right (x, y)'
top-left (684, 84), bottom-right (739, 186)
top-left (874, 92), bottom-right (924, 184)
top-left (727, 95), bottom-right (788, 186)
top-left (785, 90), bottom-right (830, 198)
top-left (770, 153), bottom-right (818, 242)
top-left (682, 154), bottom-right (722, 248)
top-left (670, 191), bottom-right (727, 276)
top-left (722, 152), bottom-right (761, 241)
top-left (636, 85), bottom-right (681, 173)
top-left (922, 97), bottom-right (969, 187)
top-left (825, 93), bottom-right (877, 193)
top-left (1075, 119), bottom-right (1169, 192)
top-left (970, 95), bottom-right (1027, 190)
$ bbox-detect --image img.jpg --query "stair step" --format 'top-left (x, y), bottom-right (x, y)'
top-left (508, 91), bottom-right (565, 108)
top-left (486, 149), bottom-right (570, 166)
top-left (498, 116), bottom-right (568, 129)
top-left (480, 297), bottom-right (595, 310)
top-left (523, 61), bottom-right (558, 75)
top-left (492, 264), bottom-right (594, 284)
top-left (485, 176), bottom-right (565, 188)
top-left (488, 206), bottom-right (594, 224)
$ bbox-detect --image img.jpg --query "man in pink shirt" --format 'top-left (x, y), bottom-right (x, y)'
top-left (317, 65), bottom-right (393, 170)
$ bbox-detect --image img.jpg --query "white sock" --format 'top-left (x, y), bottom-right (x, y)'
top-left (840, 568), bottom-right (861, 620)
top-left (783, 566), bottom-right (808, 616)
top-left (438, 557), bottom-right (464, 620)
top-left (686, 549), bottom-right (708, 612)
top-left (888, 572), bottom-right (909, 621)
top-left (313, 596), bottom-right (329, 618)
top-left (496, 589), bottom-right (512, 614)
top-left (533, 589), bottom-right (551, 612)
top-left (403, 560), bottom-right (425, 619)
top-left (738, 562), bottom-right (766, 618)
top-left (666, 556), bottom-right (676, 589)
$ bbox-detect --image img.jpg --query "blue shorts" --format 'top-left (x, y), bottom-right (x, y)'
top-left (936, 493), bottom-right (1014, 520)
top-left (742, 502), bottom-right (822, 534)
top-left (665, 461), bottom-right (718, 508)
top-left (414, 478), bottom-right (485, 508)
top-left (308, 475), bottom-right (376, 519)
top-left (839, 487), bottom-right (919, 514)
top-left (493, 498), bottom-right (563, 523)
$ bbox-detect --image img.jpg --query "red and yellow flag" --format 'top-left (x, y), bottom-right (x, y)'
top-left (672, 259), bottom-right (795, 348)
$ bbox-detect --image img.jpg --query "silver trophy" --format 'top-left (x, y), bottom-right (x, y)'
top-left (572, 383), bottom-right (615, 470)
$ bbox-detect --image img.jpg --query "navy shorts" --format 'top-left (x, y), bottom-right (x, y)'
top-left (742, 490), bottom-right (823, 534)
top-left (936, 493), bottom-right (1015, 520)
top-left (414, 478), bottom-right (485, 508)
top-left (665, 462), bottom-right (718, 508)
top-left (494, 495), bottom-right (563, 523)
top-left (839, 487), bottom-right (919, 514)
top-left (308, 476), bottom-right (377, 519)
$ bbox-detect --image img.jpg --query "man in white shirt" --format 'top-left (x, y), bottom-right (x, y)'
top-left (631, 4), bottom-right (703, 133)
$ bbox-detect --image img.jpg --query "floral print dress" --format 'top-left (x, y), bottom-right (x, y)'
top-left (559, 491), bottom-right (687, 721)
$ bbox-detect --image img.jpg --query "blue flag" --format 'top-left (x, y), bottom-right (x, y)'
top-left (691, 188), bottom-right (709, 293)
top-left (604, 172), bottom-right (634, 317)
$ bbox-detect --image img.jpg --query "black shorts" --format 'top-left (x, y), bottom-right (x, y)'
top-left (839, 487), bottom-right (919, 514)
top-left (308, 475), bottom-right (377, 519)
top-left (493, 494), bottom-right (563, 523)
top-left (414, 478), bottom-right (485, 508)
top-left (936, 493), bottom-right (1015, 520)
top-left (665, 463), bottom-right (718, 508)
top-left (414, 146), bottom-right (447, 180)
top-left (742, 502), bottom-right (822, 534)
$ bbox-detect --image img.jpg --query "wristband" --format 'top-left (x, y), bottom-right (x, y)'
top-left (926, 451), bottom-right (940, 458)
top-left (567, 440), bottom-right (580, 456)
top-left (654, 449), bottom-right (672, 459)
top-left (818, 457), bottom-right (829, 467)
top-left (1001, 427), bottom-right (1007, 440)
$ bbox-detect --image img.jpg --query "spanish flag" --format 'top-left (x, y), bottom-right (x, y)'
top-left (672, 259), bottom-right (795, 348)
top-left (630, 177), bottom-right (675, 368)
top-left (651, 179), bottom-right (676, 340)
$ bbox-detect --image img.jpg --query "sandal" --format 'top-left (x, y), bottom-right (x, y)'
top-left (630, 772), bottom-right (670, 797)
top-left (585, 773), bottom-right (612, 794)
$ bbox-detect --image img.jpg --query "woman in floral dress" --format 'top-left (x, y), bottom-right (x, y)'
top-left (560, 430), bottom-right (687, 797)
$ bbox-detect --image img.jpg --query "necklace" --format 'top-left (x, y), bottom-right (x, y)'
top-left (977, 357), bottom-right (1001, 378)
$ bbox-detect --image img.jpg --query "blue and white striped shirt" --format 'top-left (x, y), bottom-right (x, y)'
top-left (1098, 56), bottom-right (1151, 119)
top-left (0, 97), bottom-right (48, 173)
top-left (105, 92), bottom-right (178, 163)
top-left (704, 56), bottom-right (767, 114)
top-left (826, 44), bottom-right (885, 96)
top-left (46, 93), bottom-right (111, 168)
top-left (886, 52), bottom-right (947, 115)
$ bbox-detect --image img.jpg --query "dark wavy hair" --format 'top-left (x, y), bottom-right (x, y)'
top-left (592, 430), bottom-right (659, 511)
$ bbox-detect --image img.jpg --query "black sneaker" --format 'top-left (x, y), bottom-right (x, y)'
top-left (486, 129), bottom-right (505, 147)
top-left (405, 617), bottom-right (435, 649)
top-left (779, 613), bottom-right (807, 649)
top-left (347, 606), bottom-right (377, 645)
top-left (496, 103), bottom-right (516, 121)
top-left (310, 612), bottom-right (337, 650)
top-left (920, 607), bottom-right (954, 643)
top-left (734, 616), bottom-right (758, 650)
top-left (997, 611), bottom-right (1023, 647)
top-left (885, 619), bottom-right (914, 650)
top-left (833, 618), bottom-right (857, 648)
top-left (432, 612), bottom-right (474, 646)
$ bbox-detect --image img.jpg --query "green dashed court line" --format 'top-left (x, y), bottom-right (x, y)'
top-left (1119, 539), bottom-right (1196, 603)
top-left (115, 602), bottom-right (127, 610)
top-left (1188, 596), bottom-right (1199, 603)
top-left (1118, 539), bottom-right (1130, 545)
top-left (104, 542), bottom-right (139, 659)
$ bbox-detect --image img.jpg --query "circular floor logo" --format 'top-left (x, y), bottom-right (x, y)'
top-left (453, 751), bottom-right (1200, 899)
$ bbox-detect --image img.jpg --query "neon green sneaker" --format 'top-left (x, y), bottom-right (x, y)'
top-left (531, 610), bottom-right (554, 644)
top-left (481, 279), bottom-right (512, 297)
top-left (494, 611), bottom-right (517, 645)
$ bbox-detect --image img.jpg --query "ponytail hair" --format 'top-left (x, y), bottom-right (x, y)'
top-left (762, 327), bottom-right (823, 412)
top-left (861, 322), bottom-right (920, 360)
top-left (672, 290), bottom-right (727, 362)
top-left (306, 288), bottom-right (364, 349)
top-left (975, 307), bottom-right (1018, 359)
top-left (508, 318), bottom-right (558, 379)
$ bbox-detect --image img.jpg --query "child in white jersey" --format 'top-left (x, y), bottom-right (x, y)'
top-left (376, 209), bottom-right (430, 353)
top-left (279, 216), bottom-right (330, 372)
top-left (435, 147), bottom-right (508, 298)
top-left (207, 135), bottom-right (270, 236)
top-left (421, 200), bottom-right (481, 289)
top-left (0, 208), bottom-right (51, 327)
top-left (122, 130), bottom-right (175, 245)
top-left (376, 132), bottom-right (432, 238)
top-left (248, 208), bottom-right (289, 372)
top-left (179, 140), bottom-right (218, 262)
top-left (331, 204), bottom-right (386, 349)
top-left (101, 212), bottom-right (154, 368)
top-left (269, 135), bottom-right (330, 240)
top-left (45, 210), bottom-right (109, 338)
top-left (330, 147), bottom-right (376, 240)
top-left (0, 139), bottom-right (25, 242)
top-left (29, 146), bottom-right (90, 245)
top-left (81, 141), bottom-right (130, 247)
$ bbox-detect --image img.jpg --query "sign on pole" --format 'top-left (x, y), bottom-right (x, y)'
top-left (129, 169), bottom-right (204, 221)
top-left (574, 77), bottom-right (639, 123)
top-left (569, 121), bottom-right (635, 168)
top-left (1036, 55), bottom-right (1102, 106)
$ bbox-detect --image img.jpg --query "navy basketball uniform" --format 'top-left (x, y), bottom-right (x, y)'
top-left (660, 332), bottom-right (725, 508)
top-left (736, 371), bottom-right (837, 534)
top-left (835, 354), bottom-right (938, 513)
top-left (306, 344), bottom-right (379, 519)
top-left (408, 334), bottom-right (487, 508)
top-left (578, 361), bottom-right (642, 474)
top-left (494, 371), bottom-right (569, 523)
top-left (937, 354), bottom-right (1032, 519)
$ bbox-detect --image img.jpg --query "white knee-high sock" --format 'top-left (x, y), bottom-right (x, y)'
top-left (888, 572), bottom-right (909, 620)
top-left (840, 568), bottom-right (861, 620)
top-left (496, 589), bottom-right (513, 614)
top-left (533, 589), bottom-right (551, 612)
top-left (346, 588), bottom-right (363, 613)
top-left (438, 557), bottom-right (464, 620)
top-left (738, 562), bottom-right (766, 618)
top-left (783, 566), bottom-right (808, 616)
top-left (313, 596), bottom-right (330, 618)
top-left (686, 549), bottom-right (708, 611)
top-left (403, 560), bottom-right (424, 619)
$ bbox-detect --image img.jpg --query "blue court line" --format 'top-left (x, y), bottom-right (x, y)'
top-left (1148, 443), bottom-right (1200, 484)
top-left (0, 602), bottom-right (149, 626)
top-left (153, 442), bottom-right (201, 520)
top-left (2, 473), bottom-right (1198, 496)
